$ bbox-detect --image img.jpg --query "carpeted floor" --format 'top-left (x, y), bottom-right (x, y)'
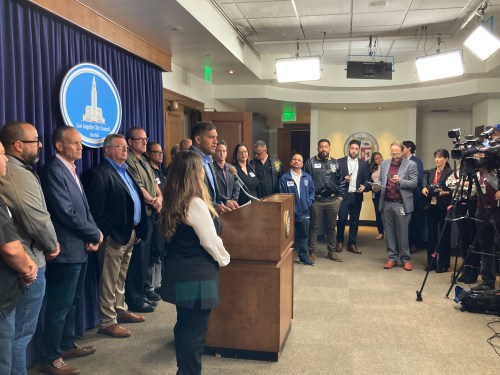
top-left (29, 227), bottom-right (500, 374)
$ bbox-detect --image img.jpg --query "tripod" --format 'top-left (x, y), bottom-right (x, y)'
top-left (416, 160), bottom-right (499, 301)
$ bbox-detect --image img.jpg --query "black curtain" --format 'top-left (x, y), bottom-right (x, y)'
top-left (0, 0), bottom-right (164, 363)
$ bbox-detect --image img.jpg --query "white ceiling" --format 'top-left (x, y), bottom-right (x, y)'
top-left (76, 0), bottom-right (500, 113)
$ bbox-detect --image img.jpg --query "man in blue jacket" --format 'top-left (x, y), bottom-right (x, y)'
top-left (279, 153), bottom-right (315, 265)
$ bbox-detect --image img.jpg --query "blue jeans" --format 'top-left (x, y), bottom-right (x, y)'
top-left (294, 219), bottom-right (310, 261)
top-left (11, 266), bottom-right (46, 375)
top-left (0, 308), bottom-right (16, 374)
top-left (41, 262), bottom-right (87, 363)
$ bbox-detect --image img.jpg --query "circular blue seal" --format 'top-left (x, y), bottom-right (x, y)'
top-left (60, 63), bottom-right (122, 148)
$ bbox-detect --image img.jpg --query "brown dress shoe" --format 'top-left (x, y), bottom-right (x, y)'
top-left (117, 311), bottom-right (146, 323)
top-left (348, 244), bottom-right (362, 254)
top-left (98, 323), bottom-right (131, 338)
top-left (309, 253), bottom-right (317, 262)
top-left (39, 358), bottom-right (80, 375)
top-left (327, 252), bottom-right (343, 262)
top-left (403, 262), bottom-right (413, 271)
top-left (61, 344), bottom-right (96, 358)
top-left (335, 242), bottom-right (343, 252)
top-left (383, 260), bottom-right (397, 269)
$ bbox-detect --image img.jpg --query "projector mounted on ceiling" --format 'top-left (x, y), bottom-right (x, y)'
top-left (346, 56), bottom-right (394, 80)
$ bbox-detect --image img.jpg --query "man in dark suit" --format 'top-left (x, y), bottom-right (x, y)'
top-left (213, 140), bottom-right (240, 201)
top-left (190, 122), bottom-right (238, 213)
top-left (379, 141), bottom-right (418, 271)
top-left (336, 140), bottom-right (371, 254)
top-left (86, 134), bottom-right (147, 339)
top-left (403, 141), bottom-right (425, 253)
top-left (39, 126), bottom-right (102, 375)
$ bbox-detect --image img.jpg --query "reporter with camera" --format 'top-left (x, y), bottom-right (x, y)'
top-left (422, 149), bottom-right (453, 273)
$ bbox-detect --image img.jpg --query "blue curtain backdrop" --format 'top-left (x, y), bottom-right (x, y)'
top-left (0, 0), bottom-right (164, 363)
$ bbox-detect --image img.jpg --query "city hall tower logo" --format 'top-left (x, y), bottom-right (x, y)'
top-left (60, 63), bottom-right (122, 148)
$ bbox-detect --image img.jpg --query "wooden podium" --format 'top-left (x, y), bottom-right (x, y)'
top-left (205, 194), bottom-right (295, 362)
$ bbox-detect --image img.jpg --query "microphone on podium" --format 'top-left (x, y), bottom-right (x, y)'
top-left (228, 166), bottom-right (259, 201)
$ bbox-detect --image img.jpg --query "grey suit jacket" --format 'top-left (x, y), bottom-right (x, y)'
top-left (0, 156), bottom-right (58, 267)
top-left (378, 157), bottom-right (418, 213)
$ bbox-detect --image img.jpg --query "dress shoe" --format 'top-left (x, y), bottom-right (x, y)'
top-left (98, 323), bottom-right (131, 338)
top-left (117, 311), bottom-right (145, 323)
top-left (299, 257), bottom-right (315, 266)
top-left (403, 262), bottom-right (413, 271)
top-left (129, 302), bottom-right (155, 313)
top-left (145, 290), bottom-right (161, 302)
top-left (327, 252), bottom-right (343, 262)
top-left (457, 267), bottom-right (479, 284)
top-left (375, 233), bottom-right (384, 240)
top-left (61, 344), bottom-right (96, 358)
top-left (309, 253), bottom-right (316, 262)
top-left (145, 298), bottom-right (158, 307)
top-left (347, 244), bottom-right (361, 254)
top-left (471, 283), bottom-right (495, 292)
top-left (39, 358), bottom-right (80, 375)
top-left (435, 267), bottom-right (449, 273)
top-left (383, 260), bottom-right (397, 269)
top-left (335, 242), bottom-right (343, 252)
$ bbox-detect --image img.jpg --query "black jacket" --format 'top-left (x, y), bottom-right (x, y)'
top-left (304, 155), bottom-right (345, 201)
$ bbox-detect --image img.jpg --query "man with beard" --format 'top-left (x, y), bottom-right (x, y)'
top-left (336, 140), bottom-right (371, 255)
top-left (379, 141), bottom-right (418, 271)
top-left (0, 121), bottom-right (60, 375)
top-left (305, 139), bottom-right (345, 262)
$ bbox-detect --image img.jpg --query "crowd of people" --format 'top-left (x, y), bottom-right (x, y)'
top-left (0, 119), bottom-right (499, 375)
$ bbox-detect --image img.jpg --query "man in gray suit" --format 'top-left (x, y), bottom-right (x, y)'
top-left (0, 121), bottom-right (60, 375)
top-left (379, 141), bottom-right (418, 271)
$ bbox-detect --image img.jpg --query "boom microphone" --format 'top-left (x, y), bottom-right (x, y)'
top-left (228, 166), bottom-right (259, 201)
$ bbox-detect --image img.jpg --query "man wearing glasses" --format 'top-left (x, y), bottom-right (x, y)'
top-left (86, 134), bottom-right (147, 338)
top-left (0, 121), bottom-right (59, 375)
top-left (124, 127), bottom-right (163, 313)
top-left (251, 140), bottom-right (283, 197)
top-left (378, 141), bottom-right (418, 271)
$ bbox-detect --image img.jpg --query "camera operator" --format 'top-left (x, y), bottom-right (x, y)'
top-left (472, 125), bottom-right (500, 291)
top-left (422, 149), bottom-right (453, 273)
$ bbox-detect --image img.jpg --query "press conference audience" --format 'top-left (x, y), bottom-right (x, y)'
top-left (422, 149), bottom-right (453, 273)
top-left (369, 152), bottom-right (384, 240)
top-left (160, 151), bottom-right (230, 375)
top-left (0, 121), bottom-right (60, 375)
top-left (232, 143), bottom-right (260, 205)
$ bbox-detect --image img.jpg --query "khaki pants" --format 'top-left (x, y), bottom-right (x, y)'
top-left (98, 231), bottom-right (136, 327)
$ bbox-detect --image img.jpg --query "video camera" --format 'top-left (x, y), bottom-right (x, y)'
top-left (448, 128), bottom-right (500, 172)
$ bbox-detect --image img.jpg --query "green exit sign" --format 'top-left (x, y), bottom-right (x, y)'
top-left (282, 111), bottom-right (296, 122)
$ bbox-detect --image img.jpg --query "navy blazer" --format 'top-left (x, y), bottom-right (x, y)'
top-left (338, 156), bottom-right (371, 202)
top-left (85, 159), bottom-right (147, 245)
top-left (213, 162), bottom-right (240, 201)
top-left (40, 156), bottom-right (101, 263)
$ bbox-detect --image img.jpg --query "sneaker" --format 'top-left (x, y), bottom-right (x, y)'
top-left (299, 257), bottom-right (315, 266)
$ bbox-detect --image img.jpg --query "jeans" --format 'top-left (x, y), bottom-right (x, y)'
top-left (294, 219), bottom-right (310, 261)
top-left (41, 262), bottom-right (87, 363)
top-left (11, 266), bottom-right (46, 375)
top-left (0, 308), bottom-right (16, 375)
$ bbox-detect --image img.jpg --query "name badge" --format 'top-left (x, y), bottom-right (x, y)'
top-left (249, 172), bottom-right (256, 177)
top-left (287, 181), bottom-right (294, 187)
top-left (155, 177), bottom-right (161, 185)
top-left (314, 163), bottom-right (321, 168)
top-left (304, 180), bottom-right (308, 186)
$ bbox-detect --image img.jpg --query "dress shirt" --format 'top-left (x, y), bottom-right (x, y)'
top-left (191, 146), bottom-right (216, 198)
top-left (55, 154), bottom-right (82, 191)
top-left (186, 197), bottom-right (230, 267)
top-left (347, 157), bottom-right (358, 192)
top-left (104, 157), bottom-right (141, 225)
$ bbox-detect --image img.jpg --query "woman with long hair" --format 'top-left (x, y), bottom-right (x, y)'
top-left (369, 152), bottom-right (384, 240)
top-left (160, 151), bottom-right (230, 375)
top-left (232, 143), bottom-right (260, 205)
top-left (422, 149), bottom-right (453, 273)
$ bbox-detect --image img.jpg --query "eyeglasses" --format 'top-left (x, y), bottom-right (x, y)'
top-left (150, 151), bottom-right (164, 154)
top-left (132, 137), bottom-right (149, 143)
top-left (254, 151), bottom-right (264, 156)
top-left (107, 145), bottom-right (129, 151)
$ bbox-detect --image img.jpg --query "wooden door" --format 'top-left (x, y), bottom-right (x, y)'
top-left (201, 112), bottom-right (252, 162)
top-left (277, 128), bottom-right (292, 165)
top-left (164, 103), bottom-right (184, 165)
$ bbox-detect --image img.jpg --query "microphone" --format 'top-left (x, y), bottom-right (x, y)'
top-left (228, 166), bottom-right (259, 201)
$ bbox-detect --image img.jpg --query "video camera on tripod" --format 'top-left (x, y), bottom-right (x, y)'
top-left (448, 128), bottom-right (500, 173)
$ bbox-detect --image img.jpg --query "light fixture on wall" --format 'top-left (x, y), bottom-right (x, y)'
top-left (462, 1), bottom-right (500, 61)
top-left (415, 36), bottom-right (463, 82)
top-left (167, 100), bottom-right (179, 112)
top-left (275, 40), bottom-right (321, 83)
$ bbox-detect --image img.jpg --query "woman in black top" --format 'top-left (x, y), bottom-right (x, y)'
top-left (232, 143), bottom-right (259, 205)
top-left (422, 149), bottom-right (453, 272)
top-left (160, 151), bottom-right (230, 375)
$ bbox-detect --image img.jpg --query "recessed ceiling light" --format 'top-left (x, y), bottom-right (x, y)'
top-left (228, 70), bottom-right (234, 74)
top-left (172, 27), bottom-right (183, 31)
top-left (377, 106), bottom-right (383, 110)
top-left (343, 107), bottom-right (347, 110)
